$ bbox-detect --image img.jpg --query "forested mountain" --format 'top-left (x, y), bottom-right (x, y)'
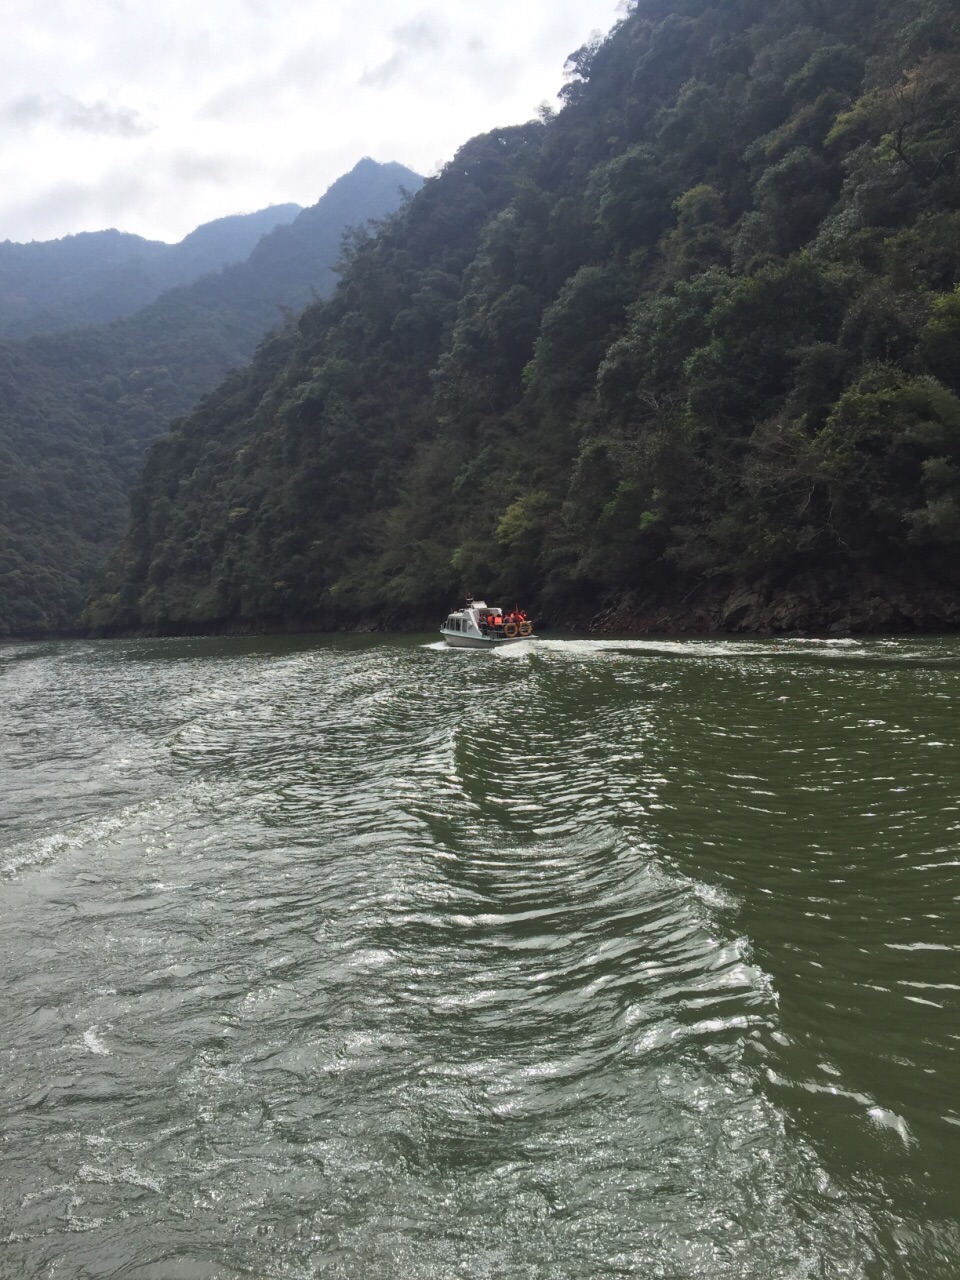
top-left (90, 0), bottom-right (960, 635)
top-left (0, 205), bottom-right (302, 337)
top-left (0, 160), bottom-right (422, 634)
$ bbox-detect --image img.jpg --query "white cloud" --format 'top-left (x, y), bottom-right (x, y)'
top-left (0, 92), bottom-right (155, 137)
top-left (359, 14), bottom-right (449, 87)
top-left (0, 0), bottom-right (626, 243)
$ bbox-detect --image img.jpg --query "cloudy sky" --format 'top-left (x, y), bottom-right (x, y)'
top-left (2, 0), bottom-right (627, 245)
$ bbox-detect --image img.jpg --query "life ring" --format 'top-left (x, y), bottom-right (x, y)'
top-left (503, 622), bottom-right (518, 637)
top-left (518, 620), bottom-right (532, 636)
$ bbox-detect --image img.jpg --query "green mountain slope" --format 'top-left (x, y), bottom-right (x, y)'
top-left (0, 160), bottom-right (422, 635)
top-left (94, 0), bottom-right (960, 636)
top-left (0, 205), bottom-right (302, 337)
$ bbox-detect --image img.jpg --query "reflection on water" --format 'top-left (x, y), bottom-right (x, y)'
top-left (1, 633), bottom-right (958, 1277)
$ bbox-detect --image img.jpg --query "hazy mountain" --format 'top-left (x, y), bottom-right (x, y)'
top-left (0, 204), bottom-right (302, 337)
top-left (0, 158), bottom-right (423, 635)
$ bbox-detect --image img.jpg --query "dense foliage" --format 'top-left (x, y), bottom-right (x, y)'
top-left (0, 205), bottom-right (302, 338)
top-left (91, 0), bottom-right (960, 633)
top-left (0, 161), bottom-right (421, 634)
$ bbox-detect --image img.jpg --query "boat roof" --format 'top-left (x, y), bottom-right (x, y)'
top-left (448, 600), bottom-right (524, 615)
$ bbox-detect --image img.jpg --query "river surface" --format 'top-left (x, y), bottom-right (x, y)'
top-left (1, 633), bottom-right (959, 1278)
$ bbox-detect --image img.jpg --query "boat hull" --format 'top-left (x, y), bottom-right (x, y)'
top-left (440, 630), bottom-right (532, 649)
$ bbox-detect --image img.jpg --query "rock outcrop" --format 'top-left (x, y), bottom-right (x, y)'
top-left (585, 575), bottom-right (960, 636)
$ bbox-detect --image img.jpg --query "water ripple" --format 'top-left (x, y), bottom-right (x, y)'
top-left (2, 635), bottom-right (959, 1276)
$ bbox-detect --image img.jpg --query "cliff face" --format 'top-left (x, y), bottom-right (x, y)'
top-left (90, 0), bottom-right (960, 637)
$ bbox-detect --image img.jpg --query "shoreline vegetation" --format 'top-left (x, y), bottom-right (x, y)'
top-left (10, 570), bottom-right (957, 642)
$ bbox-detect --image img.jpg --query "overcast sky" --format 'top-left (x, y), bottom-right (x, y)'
top-left (2, 0), bottom-right (627, 245)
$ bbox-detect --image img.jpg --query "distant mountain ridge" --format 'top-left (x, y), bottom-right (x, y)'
top-left (0, 158), bottom-right (423, 635)
top-left (0, 204), bottom-right (303, 337)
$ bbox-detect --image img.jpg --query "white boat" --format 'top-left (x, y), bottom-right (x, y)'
top-left (439, 599), bottom-right (535, 649)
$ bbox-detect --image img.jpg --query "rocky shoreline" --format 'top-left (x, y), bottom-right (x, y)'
top-left (6, 574), bottom-right (959, 642)
top-left (584, 574), bottom-right (960, 636)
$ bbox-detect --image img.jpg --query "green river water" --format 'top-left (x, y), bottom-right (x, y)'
top-left (1, 633), bottom-right (958, 1278)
